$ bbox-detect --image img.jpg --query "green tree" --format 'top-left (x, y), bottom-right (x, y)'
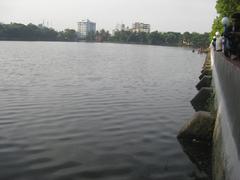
top-left (149, 31), bottom-right (163, 45)
top-left (59, 29), bottom-right (77, 41)
top-left (163, 32), bottom-right (182, 46)
top-left (182, 32), bottom-right (191, 46)
top-left (96, 29), bottom-right (110, 42)
top-left (216, 0), bottom-right (240, 17)
top-left (211, 0), bottom-right (240, 38)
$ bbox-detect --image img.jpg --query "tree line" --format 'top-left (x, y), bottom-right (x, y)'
top-left (0, 23), bottom-right (77, 41)
top-left (211, 0), bottom-right (240, 38)
top-left (109, 30), bottom-right (209, 48)
top-left (0, 22), bottom-right (209, 48)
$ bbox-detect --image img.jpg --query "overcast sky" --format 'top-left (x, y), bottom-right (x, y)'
top-left (0, 0), bottom-right (217, 33)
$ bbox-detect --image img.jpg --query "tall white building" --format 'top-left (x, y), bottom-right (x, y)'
top-left (132, 22), bottom-right (150, 33)
top-left (77, 19), bottom-right (96, 39)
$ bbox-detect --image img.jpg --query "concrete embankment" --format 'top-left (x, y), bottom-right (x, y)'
top-left (178, 52), bottom-right (214, 179)
top-left (178, 49), bottom-right (240, 180)
top-left (211, 50), bottom-right (240, 180)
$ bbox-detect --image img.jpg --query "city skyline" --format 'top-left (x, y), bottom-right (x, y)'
top-left (1, 0), bottom-right (217, 33)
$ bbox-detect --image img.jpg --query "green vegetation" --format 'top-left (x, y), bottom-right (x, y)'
top-left (96, 29), bottom-right (111, 42)
top-left (109, 30), bottom-right (209, 48)
top-left (58, 29), bottom-right (77, 41)
top-left (0, 23), bottom-right (77, 41)
top-left (211, 0), bottom-right (240, 38)
top-left (0, 22), bottom-right (209, 47)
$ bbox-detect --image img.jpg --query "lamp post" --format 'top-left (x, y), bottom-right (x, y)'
top-left (222, 17), bottom-right (230, 33)
top-left (221, 17), bottom-right (230, 57)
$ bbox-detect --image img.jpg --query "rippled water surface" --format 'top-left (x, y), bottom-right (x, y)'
top-left (0, 41), bottom-right (204, 180)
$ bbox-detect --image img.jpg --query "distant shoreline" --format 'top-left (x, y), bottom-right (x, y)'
top-left (0, 22), bottom-right (209, 48)
top-left (0, 39), bottom-right (205, 50)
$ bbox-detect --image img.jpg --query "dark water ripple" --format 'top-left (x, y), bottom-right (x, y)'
top-left (0, 42), bottom-right (204, 180)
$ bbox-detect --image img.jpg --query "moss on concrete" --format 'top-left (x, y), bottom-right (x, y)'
top-left (191, 88), bottom-right (213, 111)
top-left (212, 113), bottom-right (225, 180)
top-left (178, 111), bottom-right (215, 142)
top-left (196, 75), bottom-right (212, 90)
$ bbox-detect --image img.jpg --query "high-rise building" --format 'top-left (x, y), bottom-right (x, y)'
top-left (77, 19), bottom-right (96, 39)
top-left (132, 22), bottom-right (150, 33)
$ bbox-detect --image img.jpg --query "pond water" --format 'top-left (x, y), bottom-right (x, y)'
top-left (0, 41), bottom-right (205, 180)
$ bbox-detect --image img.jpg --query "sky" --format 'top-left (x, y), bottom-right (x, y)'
top-left (0, 0), bottom-right (217, 33)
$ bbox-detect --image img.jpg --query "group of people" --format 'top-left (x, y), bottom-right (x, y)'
top-left (211, 13), bottom-right (240, 60)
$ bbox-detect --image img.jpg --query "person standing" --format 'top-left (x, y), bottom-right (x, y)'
top-left (211, 36), bottom-right (216, 50)
top-left (215, 32), bottom-right (223, 52)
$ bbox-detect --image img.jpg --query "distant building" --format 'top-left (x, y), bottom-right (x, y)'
top-left (112, 23), bottom-right (126, 35)
top-left (77, 19), bottom-right (96, 39)
top-left (132, 22), bottom-right (150, 33)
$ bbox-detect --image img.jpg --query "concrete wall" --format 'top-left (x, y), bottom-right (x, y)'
top-left (212, 50), bottom-right (240, 180)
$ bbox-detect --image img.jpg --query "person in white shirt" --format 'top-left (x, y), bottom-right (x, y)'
top-left (215, 31), bottom-right (223, 52)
